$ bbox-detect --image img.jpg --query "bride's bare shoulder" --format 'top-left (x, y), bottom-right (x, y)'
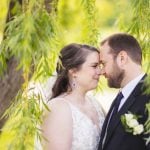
top-left (46, 97), bottom-right (70, 113)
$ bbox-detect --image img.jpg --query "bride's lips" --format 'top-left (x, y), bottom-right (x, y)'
top-left (94, 78), bottom-right (99, 81)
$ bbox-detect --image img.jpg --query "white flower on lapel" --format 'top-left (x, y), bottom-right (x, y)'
top-left (121, 112), bottom-right (144, 135)
top-left (125, 113), bottom-right (134, 120)
top-left (125, 114), bottom-right (139, 128)
top-left (133, 124), bottom-right (144, 135)
top-left (126, 118), bottom-right (139, 128)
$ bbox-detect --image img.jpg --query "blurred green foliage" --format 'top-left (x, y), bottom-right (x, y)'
top-left (0, 0), bottom-right (134, 45)
top-left (0, 0), bottom-right (9, 43)
top-left (0, 0), bottom-right (149, 148)
top-left (55, 0), bottom-right (133, 44)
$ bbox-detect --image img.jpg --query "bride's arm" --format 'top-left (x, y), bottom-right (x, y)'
top-left (41, 99), bottom-right (73, 150)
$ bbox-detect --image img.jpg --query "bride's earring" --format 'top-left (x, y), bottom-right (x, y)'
top-left (72, 76), bottom-right (76, 89)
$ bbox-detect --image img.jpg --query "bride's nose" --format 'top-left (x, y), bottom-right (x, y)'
top-left (96, 66), bottom-right (101, 75)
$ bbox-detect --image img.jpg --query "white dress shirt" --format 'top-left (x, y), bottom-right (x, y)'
top-left (118, 73), bottom-right (145, 110)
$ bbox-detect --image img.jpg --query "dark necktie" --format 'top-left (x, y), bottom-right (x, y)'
top-left (107, 92), bottom-right (124, 132)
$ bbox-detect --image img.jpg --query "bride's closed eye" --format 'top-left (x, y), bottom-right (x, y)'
top-left (92, 65), bottom-right (98, 68)
top-left (91, 63), bottom-right (100, 68)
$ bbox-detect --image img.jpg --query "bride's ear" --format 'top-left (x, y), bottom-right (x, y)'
top-left (68, 68), bottom-right (77, 78)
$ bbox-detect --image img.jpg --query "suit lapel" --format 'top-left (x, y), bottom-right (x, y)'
top-left (100, 100), bottom-right (116, 142)
top-left (104, 94), bottom-right (137, 147)
top-left (103, 75), bottom-right (146, 148)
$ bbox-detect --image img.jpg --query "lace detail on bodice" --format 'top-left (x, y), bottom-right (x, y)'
top-left (67, 98), bottom-right (105, 150)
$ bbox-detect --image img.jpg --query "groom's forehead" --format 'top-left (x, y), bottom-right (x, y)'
top-left (99, 50), bottom-right (113, 62)
top-left (99, 49), bottom-right (109, 56)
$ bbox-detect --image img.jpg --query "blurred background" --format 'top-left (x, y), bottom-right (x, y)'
top-left (0, 0), bottom-right (149, 149)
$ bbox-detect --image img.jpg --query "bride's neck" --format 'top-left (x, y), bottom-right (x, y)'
top-left (66, 89), bottom-right (87, 105)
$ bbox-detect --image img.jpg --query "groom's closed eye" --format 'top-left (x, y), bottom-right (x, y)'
top-left (100, 62), bottom-right (106, 69)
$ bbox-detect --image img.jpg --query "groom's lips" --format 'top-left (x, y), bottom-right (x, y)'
top-left (104, 75), bottom-right (109, 78)
top-left (104, 75), bottom-right (107, 78)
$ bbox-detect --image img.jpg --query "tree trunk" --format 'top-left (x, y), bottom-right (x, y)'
top-left (0, 57), bottom-right (24, 129)
top-left (0, 0), bottom-right (24, 129)
top-left (0, 0), bottom-right (55, 129)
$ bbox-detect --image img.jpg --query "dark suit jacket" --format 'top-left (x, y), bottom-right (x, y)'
top-left (98, 75), bottom-right (150, 150)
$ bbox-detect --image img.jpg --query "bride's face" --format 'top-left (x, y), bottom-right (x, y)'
top-left (72, 51), bottom-right (101, 91)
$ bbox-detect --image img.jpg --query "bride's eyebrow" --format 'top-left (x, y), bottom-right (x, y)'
top-left (90, 62), bottom-right (99, 65)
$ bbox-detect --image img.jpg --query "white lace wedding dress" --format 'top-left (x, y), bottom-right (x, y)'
top-left (35, 97), bottom-right (105, 150)
top-left (67, 98), bottom-right (105, 150)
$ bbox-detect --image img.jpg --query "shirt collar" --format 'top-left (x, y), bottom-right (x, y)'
top-left (121, 73), bottom-right (145, 99)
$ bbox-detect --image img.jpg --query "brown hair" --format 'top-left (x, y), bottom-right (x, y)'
top-left (101, 33), bottom-right (142, 64)
top-left (51, 43), bottom-right (99, 99)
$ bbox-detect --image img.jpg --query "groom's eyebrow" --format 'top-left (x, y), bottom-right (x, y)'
top-left (100, 60), bottom-right (106, 65)
top-left (100, 60), bottom-right (103, 63)
top-left (98, 48), bottom-right (101, 51)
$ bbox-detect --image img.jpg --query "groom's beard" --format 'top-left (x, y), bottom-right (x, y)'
top-left (107, 64), bottom-right (125, 88)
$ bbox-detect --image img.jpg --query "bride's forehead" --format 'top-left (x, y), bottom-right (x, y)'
top-left (85, 53), bottom-right (100, 61)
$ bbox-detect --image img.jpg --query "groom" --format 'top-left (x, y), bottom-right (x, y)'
top-left (98, 33), bottom-right (150, 150)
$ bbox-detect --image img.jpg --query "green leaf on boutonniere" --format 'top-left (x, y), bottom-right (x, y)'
top-left (121, 115), bottom-right (133, 133)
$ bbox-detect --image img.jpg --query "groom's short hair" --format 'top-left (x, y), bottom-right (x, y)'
top-left (101, 33), bottom-right (142, 65)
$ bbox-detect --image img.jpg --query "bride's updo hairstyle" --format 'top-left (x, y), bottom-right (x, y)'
top-left (51, 43), bottom-right (99, 99)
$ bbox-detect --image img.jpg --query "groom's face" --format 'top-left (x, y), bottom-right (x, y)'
top-left (100, 42), bottom-right (125, 88)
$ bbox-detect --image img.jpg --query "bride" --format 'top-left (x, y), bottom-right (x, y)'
top-left (42, 43), bottom-right (105, 150)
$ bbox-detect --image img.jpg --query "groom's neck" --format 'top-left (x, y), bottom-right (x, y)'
top-left (121, 64), bottom-right (143, 88)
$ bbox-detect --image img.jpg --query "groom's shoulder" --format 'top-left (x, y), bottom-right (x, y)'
top-left (134, 75), bottom-right (150, 97)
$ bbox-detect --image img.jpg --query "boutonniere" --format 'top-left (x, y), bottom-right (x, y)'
top-left (121, 112), bottom-right (144, 135)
